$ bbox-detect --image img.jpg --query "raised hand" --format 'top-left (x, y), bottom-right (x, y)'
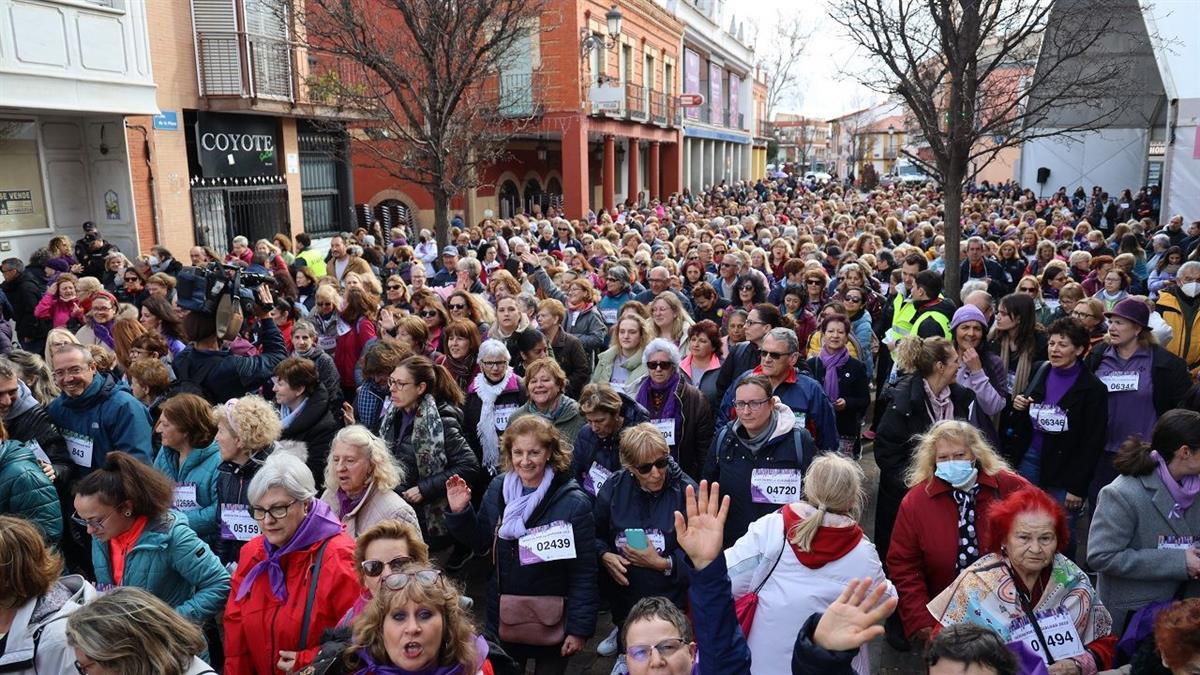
top-left (812, 578), bottom-right (897, 652)
top-left (673, 480), bottom-right (729, 571)
top-left (445, 475), bottom-right (471, 513)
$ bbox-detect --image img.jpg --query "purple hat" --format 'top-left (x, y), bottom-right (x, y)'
top-left (950, 304), bottom-right (988, 331)
top-left (45, 258), bottom-right (70, 273)
top-left (1105, 297), bottom-right (1149, 328)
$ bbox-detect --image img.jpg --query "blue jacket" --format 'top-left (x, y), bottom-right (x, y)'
top-left (92, 510), bottom-right (231, 623)
top-left (570, 392), bottom-right (649, 498)
top-left (47, 374), bottom-right (153, 471)
top-left (447, 471), bottom-right (598, 640)
top-left (171, 318), bottom-right (286, 404)
top-left (716, 368), bottom-right (839, 452)
top-left (153, 441), bottom-right (222, 547)
top-left (597, 290), bottom-right (635, 325)
top-left (703, 404), bottom-right (818, 547)
top-left (594, 459), bottom-right (696, 610)
top-left (0, 439), bottom-right (62, 542)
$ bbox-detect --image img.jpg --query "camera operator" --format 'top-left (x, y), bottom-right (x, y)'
top-left (173, 282), bottom-right (287, 404)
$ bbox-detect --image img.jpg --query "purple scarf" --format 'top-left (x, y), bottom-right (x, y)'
top-left (336, 485), bottom-right (369, 518)
top-left (498, 469), bottom-right (555, 540)
top-left (352, 635), bottom-right (488, 675)
top-left (636, 370), bottom-right (680, 420)
top-left (235, 499), bottom-right (344, 602)
top-left (818, 346), bottom-right (849, 401)
top-left (91, 320), bottom-right (115, 349)
top-left (1152, 450), bottom-right (1200, 518)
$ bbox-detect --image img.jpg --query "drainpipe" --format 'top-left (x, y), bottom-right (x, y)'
top-left (125, 123), bottom-right (162, 246)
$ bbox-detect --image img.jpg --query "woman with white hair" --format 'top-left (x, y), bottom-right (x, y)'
top-left (223, 452), bottom-right (359, 675)
top-left (320, 425), bottom-right (418, 538)
top-left (632, 338), bottom-right (713, 479)
top-left (463, 339), bottom-right (526, 481)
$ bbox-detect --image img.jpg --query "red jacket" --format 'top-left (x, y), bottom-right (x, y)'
top-left (887, 470), bottom-right (1029, 638)
top-left (224, 532), bottom-right (359, 675)
top-left (333, 316), bottom-right (377, 388)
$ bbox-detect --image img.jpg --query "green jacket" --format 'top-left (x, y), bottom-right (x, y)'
top-left (91, 510), bottom-right (230, 623)
top-left (0, 440), bottom-right (62, 542)
top-left (153, 441), bottom-right (222, 546)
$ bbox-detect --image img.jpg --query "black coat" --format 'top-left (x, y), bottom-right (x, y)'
top-left (3, 269), bottom-right (49, 351)
top-left (447, 471), bottom-right (599, 643)
top-left (463, 383), bottom-right (527, 486)
top-left (633, 375), bottom-right (713, 480)
top-left (5, 402), bottom-right (70, 493)
top-left (278, 385), bottom-right (341, 491)
top-left (716, 341), bottom-right (759, 394)
top-left (1083, 343), bottom-right (1190, 417)
top-left (806, 354), bottom-right (871, 444)
top-left (550, 330), bottom-right (591, 399)
top-left (391, 402), bottom-right (480, 508)
top-left (873, 375), bottom-right (975, 563)
top-left (999, 363), bottom-right (1108, 497)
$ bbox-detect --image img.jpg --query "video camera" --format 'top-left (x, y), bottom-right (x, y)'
top-left (176, 262), bottom-right (276, 340)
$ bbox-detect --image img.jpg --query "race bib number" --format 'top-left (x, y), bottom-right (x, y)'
top-left (583, 462), bottom-right (613, 496)
top-left (494, 405), bottom-right (517, 432)
top-left (336, 318), bottom-right (352, 336)
top-left (1009, 608), bottom-right (1085, 663)
top-left (28, 440), bottom-right (50, 464)
top-left (837, 435), bottom-right (857, 457)
top-left (1044, 299), bottom-right (1060, 310)
top-left (518, 520), bottom-right (576, 564)
top-left (1100, 371), bottom-right (1139, 393)
top-left (651, 418), bottom-right (676, 446)
top-left (750, 468), bottom-right (802, 504)
top-left (220, 504), bottom-right (261, 541)
top-left (616, 528), bottom-right (667, 553)
top-left (1158, 535), bottom-right (1195, 550)
top-left (173, 483), bottom-right (200, 511)
top-left (601, 308), bottom-right (619, 324)
top-left (318, 334), bottom-right (337, 351)
top-left (1030, 404), bottom-right (1068, 433)
top-left (63, 430), bottom-right (93, 467)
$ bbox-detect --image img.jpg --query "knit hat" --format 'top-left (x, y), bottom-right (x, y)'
top-left (950, 304), bottom-right (988, 331)
top-left (1105, 297), bottom-right (1149, 328)
top-left (45, 258), bottom-right (70, 273)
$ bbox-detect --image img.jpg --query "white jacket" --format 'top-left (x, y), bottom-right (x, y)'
top-left (0, 575), bottom-right (97, 675)
top-left (725, 507), bottom-right (894, 675)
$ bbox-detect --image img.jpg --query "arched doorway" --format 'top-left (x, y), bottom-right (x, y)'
top-left (523, 178), bottom-right (543, 216)
top-left (498, 180), bottom-right (520, 219)
top-left (545, 176), bottom-right (563, 214)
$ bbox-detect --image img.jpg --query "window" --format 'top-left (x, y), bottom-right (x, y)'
top-left (0, 121), bottom-right (49, 233)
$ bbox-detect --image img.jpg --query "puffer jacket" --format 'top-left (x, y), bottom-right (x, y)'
top-left (47, 373), bottom-right (154, 471)
top-left (33, 292), bottom-right (80, 328)
top-left (91, 510), bottom-right (231, 623)
top-left (278, 385), bottom-right (341, 491)
top-left (214, 446), bottom-right (275, 566)
top-left (0, 439), bottom-right (62, 542)
top-left (0, 575), bottom-right (98, 675)
top-left (4, 381), bottom-right (70, 492)
top-left (172, 318), bottom-right (286, 404)
top-left (570, 392), bottom-right (649, 497)
top-left (594, 459), bottom-right (697, 612)
top-left (630, 374), bottom-right (713, 479)
top-left (153, 441), bottom-right (223, 547)
top-left (447, 471), bottom-right (598, 642)
top-left (591, 347), bottom-right (647, 395)
top-left (224, 530), bottom-right (359, 675)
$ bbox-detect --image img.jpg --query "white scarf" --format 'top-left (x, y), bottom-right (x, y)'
top-left (472, 368), bottom-right (515, 471)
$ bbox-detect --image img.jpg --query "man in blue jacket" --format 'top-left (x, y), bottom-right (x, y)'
top-left (47, 344), bottom-right (152, 473)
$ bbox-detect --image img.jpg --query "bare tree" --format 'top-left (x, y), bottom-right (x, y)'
top-left (757, 12), bottom-right (813, 121)
top-left (298, 0), bottom-right (551, 247)
top-left (828, 0), bottom-right (1156, 297)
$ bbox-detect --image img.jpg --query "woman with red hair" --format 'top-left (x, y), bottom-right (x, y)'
top-left (928, 486), bottom-right (1117, 674)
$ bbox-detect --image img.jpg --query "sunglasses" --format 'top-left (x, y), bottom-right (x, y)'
top-left (387, 284), bottom-right (403, 290)
top-left (420, 310), bottom-right (439, 318)
top-left (361, 555), bottom-right (413, 578)
top-left (646, 361), bottom-right (674, 371)
top-left (448, 303), bottom-right (466, 310)
top-left (381, 569), bottom-right (442, 591)
top-left (635, 456), bottom-right (670, 475)
top-left (760, 349), bottom-right (793, 361)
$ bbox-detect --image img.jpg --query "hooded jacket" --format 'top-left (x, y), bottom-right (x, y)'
top-left (153, 441), bottom-right (223, 546)
top-left (3, 267), bottom-right (49, 350)
top-left (4, 380), bottom-right (70, 491)
top-left (0, 439), bottom-right (62, 542)
top-left (0, 575), bottom-right (98, 675)
top-left (47, 373), bottom-right (153, 471)
top-left (570, 392), bottom-right (649, 497)
top-left (703, 403), bottom-right (818, 547)
top-left (278, 385), bottom-right (340, 491)
top-left (91, 510), bottom-right (231, 624)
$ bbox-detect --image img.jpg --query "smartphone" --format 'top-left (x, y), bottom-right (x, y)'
top-left (624, 528), bottom-right (648, 550)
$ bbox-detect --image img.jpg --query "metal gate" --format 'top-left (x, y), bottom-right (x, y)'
top-left (299, 128), bottom-right (351, 237)
top-left (190, 176), bottom-right (289, 256)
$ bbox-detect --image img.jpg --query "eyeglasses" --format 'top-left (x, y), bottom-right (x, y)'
top-left (71, 509), bottom-right (118, 530)
top-left (806, 279), bottom-right (824, 286)
top-left (52, 366), bottom-right (88, 380)
top-left (250, 500), bottom-right (297, 521)
top-left (480, 360), bottom-right (508, 368)
top-left (1071, 311), bottom-right (1096, 320)
top-left (606, 276), bottom-right (620, 282)
top-left (745, 318), bottom-right (766, 326)
top-left (448, 303), bottom-right (466, 310)
top-left (646, 360), bottom-right (674, 371)
top-left (627, 638), bottom-right (689, 663)
top-left (381, 569), bottom-right (443, 591)
top-left (361, 555), bottom-right (413, 578)
top-left (760, 349), bottom-right (794, 361)
top-left (635, 456), bottom-right (670, 475)
top-left (733, 398), bottom-right (771, 412)
top-left (720, 262), bottom-right (736, 268)
top-left (74, 659), bottom-right (101, 674)
top-left (420, 310), bottom-right (439, 318)
top-left (123, 276), bottom-right (139, 282)
top-left (389, 378), bottom-right (415, 389)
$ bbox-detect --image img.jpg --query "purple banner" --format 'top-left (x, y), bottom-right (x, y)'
top-left (729, 74), bottom-right (741, 128)
top-left (685, 49), bottom-right (701, 120)
top-left (710, 64), bottom-right (723, 125)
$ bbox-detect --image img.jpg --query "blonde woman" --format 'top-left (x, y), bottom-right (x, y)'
top-left (320, 425), bottom-right (419, 537)
top-left (66, 587), bottom-right (214, 675)
top-left (211, 394), bottom-right (286, 566)
top-left (592, 314), bottom-right (652, 394)
top-left (724, 453), bottom-right (893, 675)
top-left (887, 420), bottom-right (1028, 646)
top-left (649, 292), bottom-right (694, 347)
top-left (43, 327), bottom-right (81, 365)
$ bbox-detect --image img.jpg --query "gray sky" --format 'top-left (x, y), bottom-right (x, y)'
top-left (738, 0), bottom-right (883, 120)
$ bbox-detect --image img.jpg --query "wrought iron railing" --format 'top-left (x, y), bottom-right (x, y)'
top-left (626, 83), bottom-right (647, 121)
top-left (197, 31), bottom-right (293, 100)
top-left (480, 71), bottom-right (545, 118)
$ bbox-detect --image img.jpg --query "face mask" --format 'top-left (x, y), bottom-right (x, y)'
top-left (147, 255), bottom-right (160, 267)
top-left (1183, 282), bottom-right (1200, 298)
top-left (935, 460), bottom-right (978, 490)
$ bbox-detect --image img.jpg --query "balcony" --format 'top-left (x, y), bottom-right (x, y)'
top-left (757, 120), bottom-right (773, 138)
top-left (626, 83), bottom-right (648, 122)
top-left (481, 72), bottom-right (546, 118)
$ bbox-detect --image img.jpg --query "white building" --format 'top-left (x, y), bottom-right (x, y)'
top-left (659, 0), bottom-right (756, 192)
top-left (0, 0), bottom-right (156, 260)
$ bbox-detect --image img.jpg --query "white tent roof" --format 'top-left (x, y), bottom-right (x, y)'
top-left (1145, 0), bottom-right (1200, 100)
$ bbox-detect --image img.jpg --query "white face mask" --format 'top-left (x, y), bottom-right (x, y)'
top-left (147, 255), bottom-right (160, 267)
top-left (1182, 282), bottom-right (1200, 298)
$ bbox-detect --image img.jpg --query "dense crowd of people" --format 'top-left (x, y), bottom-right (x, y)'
top-left (0, 175), bottom-right (1198, 675)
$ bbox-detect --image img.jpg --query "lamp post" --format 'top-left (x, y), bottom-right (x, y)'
top-left (580, 5), bottom-right (623, 62)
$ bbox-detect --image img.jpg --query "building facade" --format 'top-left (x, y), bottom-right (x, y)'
top-left (0, 0), bottom-right (157, 261)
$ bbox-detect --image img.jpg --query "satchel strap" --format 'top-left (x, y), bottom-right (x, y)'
top-left (297, 537), bottom-right (332, 651)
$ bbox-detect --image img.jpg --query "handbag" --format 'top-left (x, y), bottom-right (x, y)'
top-left (493, 514), bottom-right (567, 646)
top-left (733, 533), bottom-right (787, 638)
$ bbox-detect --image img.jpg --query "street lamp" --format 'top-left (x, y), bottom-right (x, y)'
top-left (536, 142), bottom-right (548, 162)
top-left (580, 5), bottom-right (623, 61)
